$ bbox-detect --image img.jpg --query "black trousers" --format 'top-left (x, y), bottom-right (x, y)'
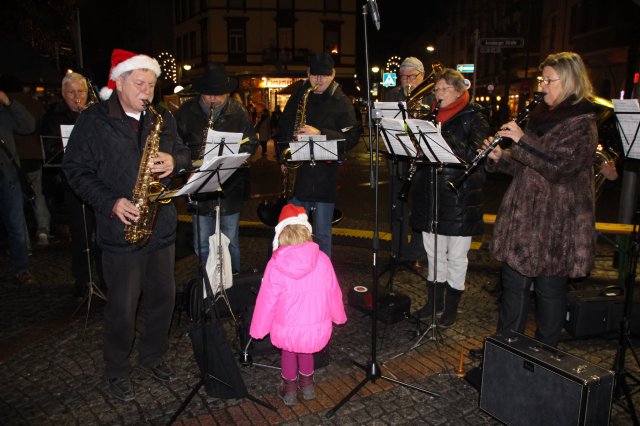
top-left (102, 244), bottom-right (176, 378)
top-left (497, 263), bottom-right (568, 347)
top-left (65, 189), bottom-right (102, 290)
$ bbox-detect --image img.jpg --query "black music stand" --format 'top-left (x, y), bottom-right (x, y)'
top-left (40, 131), bottom-right (107, 328)
top-left (326, 107), bottom-right (441, 418)
top-left (376, 104), bottom-right (427, 290)
top-left (612, 106), bottom-right (640, 424)
top-left (168, 154), bottom-right (275, 423)
top-left (385, 114), bottom-right (463, 356)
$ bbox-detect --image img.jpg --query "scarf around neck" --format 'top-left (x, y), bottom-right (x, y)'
top-left (435, 91), bottom-right (470, 124)
top-left (526, 96), bottom-right (594, 136)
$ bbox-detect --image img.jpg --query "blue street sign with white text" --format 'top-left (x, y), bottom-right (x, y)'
top-left (456, 64), bottom-right (475, 73)
top-left (382, 72), bottom-right (397, 87)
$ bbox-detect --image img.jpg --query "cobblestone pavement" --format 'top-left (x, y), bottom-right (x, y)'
top-left (1, 145), bottom-right (638, 425)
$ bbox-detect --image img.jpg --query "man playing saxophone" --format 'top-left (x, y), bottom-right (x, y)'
top-left (276, 52), bottom-right (360, 257)
top-left (175, 63), bottom-right (258, 273)
top-left (63, 49), bottom-right (191, 402)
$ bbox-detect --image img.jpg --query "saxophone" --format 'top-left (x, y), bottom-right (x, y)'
top-left (124, 101), bottom-right (171, 246)
top-left (281, 83), bottom-right (318, 187)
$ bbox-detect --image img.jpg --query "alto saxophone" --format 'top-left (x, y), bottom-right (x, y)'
top-left (124, 101), bottom-right (171, 245)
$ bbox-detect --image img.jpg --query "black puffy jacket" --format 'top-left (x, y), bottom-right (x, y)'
top-left (411, 102), bottom-right (491, 236)
top-left (277, 80), bottom-right (360, 203)
top-left (175, 96), bottom-right (258, 215)
top-left (62, 93), bottom-right (191, 253)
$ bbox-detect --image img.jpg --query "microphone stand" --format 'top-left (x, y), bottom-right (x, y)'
top-left (326, 4), bottom-right (441, 418)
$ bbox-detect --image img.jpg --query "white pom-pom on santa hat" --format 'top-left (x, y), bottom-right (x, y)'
top-left (272, 204), bottom-right (313, 251)
top-left (99, 48), bottom-right (162, 100)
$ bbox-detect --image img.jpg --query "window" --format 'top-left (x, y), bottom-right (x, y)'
top-left (229, 29), bottom-right (245, 54)
top-left (549, 15), bottom-right (556, 50)
top-left (278, 27), bottom-right (293, 61)
top-left (324, 0), bottom-right (340, 12)
top-left (323, 22), bottom-right (340, 62)
top-left (278, 0), bottom-right (293, 9)
top-left (183, 35), bottom-right (189, 59)
top-left (190, 31), bottom-right (196, 58)
top-left (176, 37), bottom-right (182, 61)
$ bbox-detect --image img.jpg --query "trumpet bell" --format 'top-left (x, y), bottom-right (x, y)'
top-left (256, 197), bottom-right (287, 227)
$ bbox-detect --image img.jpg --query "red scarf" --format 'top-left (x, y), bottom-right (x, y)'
top-left (435, 91), bottom-right (470, 124)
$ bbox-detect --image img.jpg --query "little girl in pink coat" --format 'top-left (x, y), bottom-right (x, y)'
top-left (250, 204), bottom-right (347, 406)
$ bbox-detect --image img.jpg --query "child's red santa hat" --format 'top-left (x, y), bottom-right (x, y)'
top-left (99, 49), bottom-right (161, 100)
top-left (272, 204), bottom-right (312, 251)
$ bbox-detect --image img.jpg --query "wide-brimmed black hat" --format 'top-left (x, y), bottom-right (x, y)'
top-left (308, 53), bottom-right (334, 76)
top-left (193, 63), bottom-right (238, 95)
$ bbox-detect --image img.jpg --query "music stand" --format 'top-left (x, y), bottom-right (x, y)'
top-left (386, 113), bottom-right (464, 357)
top-left (168, 154), bottom-right (275, 423)
top-left (611, 104), bottom-right (640, 424)
top-left (41, 127), bottom-right (107, 328)
top-left (375, 103), bottom-right (427, 289)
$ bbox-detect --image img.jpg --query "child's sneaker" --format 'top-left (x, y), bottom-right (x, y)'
top-left (298, 372), bottom-right (315, 400)
top-left (278, 377), bottom-right (297, 406)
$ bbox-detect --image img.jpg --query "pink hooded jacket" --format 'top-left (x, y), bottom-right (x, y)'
top-left (249, 241), bottom-right (347, 353)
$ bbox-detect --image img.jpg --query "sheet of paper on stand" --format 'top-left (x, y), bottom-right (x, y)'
top-left (374, 101), bottom-right (406, 119)
top-left (175, 153), bottom-right (250, 198)
top-left (613, 99), bottom-right (640, 159)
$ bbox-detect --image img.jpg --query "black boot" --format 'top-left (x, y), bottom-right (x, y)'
top-left (415, 281), bottom-right (445, 319)
top-left (439, 283), bottom-right (463, 328)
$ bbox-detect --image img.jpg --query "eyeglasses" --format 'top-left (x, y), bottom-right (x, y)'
top-left (399, 74), bottom-right (421, 81)
top-left (433, 86), bottom-right (453, 93)
top-left (538, 76), bottom-right (560, 85)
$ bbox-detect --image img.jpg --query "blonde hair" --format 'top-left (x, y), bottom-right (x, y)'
top-left (539, 52), bottom-right (594, 105)
top-left (278, 224), bottom-right (312, 247)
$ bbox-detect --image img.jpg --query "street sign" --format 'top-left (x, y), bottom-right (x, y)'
top-left (456, 64), bottom-right (475, 74)
top-left (480, 46), bottom-right (502, 54)
top-left (382, 72), bottom-right (396, 87)
top-left (479, 37), bottom-right (525, 48)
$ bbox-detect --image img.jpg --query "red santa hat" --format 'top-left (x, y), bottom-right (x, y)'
top-left (272, 204), bottom-right (313, 251)
top-left (99, 49), bottom-right (162, 100)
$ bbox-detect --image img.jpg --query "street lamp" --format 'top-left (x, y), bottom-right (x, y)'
top-left (426, 44), bottom-right (435, 53)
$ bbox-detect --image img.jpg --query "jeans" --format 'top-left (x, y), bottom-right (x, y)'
top-left (290, 198), bottom-right (333, 258)
top-left (497, 263), bottom-right (568, 347)
top-left (0, 176), bottom-right (29, 275)
top-left (192, 213), bottom-right (240, 273)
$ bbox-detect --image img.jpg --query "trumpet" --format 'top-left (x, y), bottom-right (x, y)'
top-left (446, 92), bottom-right (544, 193)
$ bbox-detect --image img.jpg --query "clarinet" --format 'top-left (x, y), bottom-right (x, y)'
top-left (446, 92), bottom-right (544, 193)
top-left (397, 100), bottom-right (442, 201)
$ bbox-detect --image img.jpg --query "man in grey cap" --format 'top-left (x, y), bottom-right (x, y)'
top-left (383, 57), bottom-right (430, 271)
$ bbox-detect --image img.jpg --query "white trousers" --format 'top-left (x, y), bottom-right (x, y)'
top-left (422, 232), bottom-right (472, 291)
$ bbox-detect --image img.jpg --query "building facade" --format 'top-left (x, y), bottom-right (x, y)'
top-left (173, 0), bottom-right (357, 110)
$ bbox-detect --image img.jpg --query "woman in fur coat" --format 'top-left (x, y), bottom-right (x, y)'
top-left (483, 52), bottom-right (598, 346)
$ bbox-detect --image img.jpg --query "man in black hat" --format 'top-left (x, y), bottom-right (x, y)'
top-left (276, 52), bottom-right (360, 258)
top-left (175, 63), bottom-right (257, 272)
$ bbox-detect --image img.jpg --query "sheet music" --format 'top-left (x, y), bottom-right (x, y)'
top-left (201, 129), bottom-right (242, 165)
top-left (290, 135), bottom-right (339, 161)
top-left (174, 153), bottom-right (250, 197)
top-left (374, 101), bottom-right (406, 119)
top-left (406, 118), bottom-right (460, 164)
top-left (60, 125), bottom-right (74, 149)
top-left (378, 117), bottom-right (415, 157)
top-left (613, 99), bottom-right (640, 159)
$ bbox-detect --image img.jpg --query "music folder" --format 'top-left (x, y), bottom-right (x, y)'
top-left (613, 99), bottom-right (640, 160)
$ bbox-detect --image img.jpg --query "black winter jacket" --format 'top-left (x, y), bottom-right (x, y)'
top-left (411, 102), bottom-right (491, 236)
top-left (62, 93), bottom-right (191, 253)
top-left (175, 97), bottom-right (258, 215)
top-left (276, 80), bottom-right (360, 203)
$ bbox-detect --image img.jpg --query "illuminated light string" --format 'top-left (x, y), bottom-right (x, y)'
top-left (157, 52), bottom-right (178, 84)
